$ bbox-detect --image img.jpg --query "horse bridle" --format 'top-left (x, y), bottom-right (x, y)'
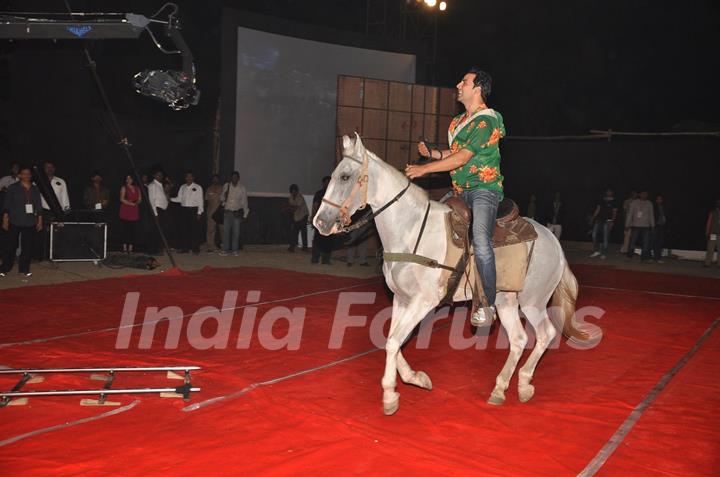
top-left (321, 151), bottom-right (411, 233)
top-left (321, 151), bottom-right (369, 229)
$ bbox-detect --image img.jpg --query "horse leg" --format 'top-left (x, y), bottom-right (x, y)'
top-left (488, 292), bottom-right (528, 406)
top-left (517, 306), bottom-right (557, 403)
top-left (396, 350), bottom-right (433, 390)
top-left (382, 297), bottom-right (433, 415)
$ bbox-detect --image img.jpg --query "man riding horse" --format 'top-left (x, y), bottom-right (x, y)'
top-left (405, 68), bottom-right (505, 327)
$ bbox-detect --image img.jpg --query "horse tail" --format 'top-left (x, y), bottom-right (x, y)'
top-left (551, 262), bottom-right (590, 343)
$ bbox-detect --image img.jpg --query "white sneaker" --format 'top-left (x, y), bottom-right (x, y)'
top-left (470, 307), bottom-right (495, 327)
top-left (218, 251), bottom-right (229, 256)
top-left (656, 259), bottom-right (664, 264)
top-left (232, 251), bottom-right (239, 256)
top-left (589, 251), bottom-right (601, 258)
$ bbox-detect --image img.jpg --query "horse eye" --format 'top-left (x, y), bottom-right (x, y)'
top-left (340, 174), bottom-right (350, 181)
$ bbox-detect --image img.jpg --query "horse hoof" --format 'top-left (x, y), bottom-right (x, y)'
top-left (518, 384), bottom-right (535, 403)
top-left (414, 371), bottom-right (433, 390)
top-left (383, 399), bottom-right (399, 416)
top-left (487, 393), bottom-right (505, 406)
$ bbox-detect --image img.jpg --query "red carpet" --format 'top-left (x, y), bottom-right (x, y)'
top-left (0, 265), bottom-right (718, 476)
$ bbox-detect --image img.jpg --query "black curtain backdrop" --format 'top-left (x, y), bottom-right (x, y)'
top-left (501, 138), bottom-right (720, 250)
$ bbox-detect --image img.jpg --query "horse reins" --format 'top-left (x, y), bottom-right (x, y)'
top-left (325, 149), bottom-right (458, 275)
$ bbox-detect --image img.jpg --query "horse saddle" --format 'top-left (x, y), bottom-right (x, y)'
top-left (445, 196), bottom-right (537, 250)
top-left (442, 196), bottom-right (538, 305)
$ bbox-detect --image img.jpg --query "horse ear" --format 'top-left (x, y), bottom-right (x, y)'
top-left (342, 135), bottom-right (354, 153)
top-left (353, 132), bottom-right (365, 153)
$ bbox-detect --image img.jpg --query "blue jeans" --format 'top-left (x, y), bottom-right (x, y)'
top-left (592, 221), bottom-right (611, 253)
top-left (461, 189), bottom-right (501, 306)
top-left (223, 211), bottom-right (242, 252)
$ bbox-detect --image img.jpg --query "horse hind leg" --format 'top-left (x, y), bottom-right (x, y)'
top-left (488, 292), bottom-right (528, 406)
top-left (396, 350), bottom-right (432, 390)
top-left (382, 298), bottom-right (434, 415)
top-left (517, 306), bottom-right (557, 403)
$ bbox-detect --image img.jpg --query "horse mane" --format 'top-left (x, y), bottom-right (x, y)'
top-left (364, 149), bottom-right (431, 205)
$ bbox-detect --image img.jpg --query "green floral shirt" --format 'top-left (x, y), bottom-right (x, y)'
top-left (447, 109), bottom-right (506, 199)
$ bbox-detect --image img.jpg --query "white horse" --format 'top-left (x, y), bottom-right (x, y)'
top-left (314, 134), bottom-right (589, 415)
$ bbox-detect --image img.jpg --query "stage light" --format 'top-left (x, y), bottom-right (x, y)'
top-left (439, 1), bottom-right (447, 11)
top-left (425, 0), bottom-right (437, 7)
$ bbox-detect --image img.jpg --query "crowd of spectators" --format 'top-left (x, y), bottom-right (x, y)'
top-left (1, 158), bottom-right (716, 276)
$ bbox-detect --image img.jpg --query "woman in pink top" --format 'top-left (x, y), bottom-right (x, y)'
top-left (119, 174), bottom-right (142, 253)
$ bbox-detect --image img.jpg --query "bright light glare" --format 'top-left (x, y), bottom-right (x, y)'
top-left (425, 0), bottom-right (438, 7)
top-left (439, 1), bottom-right (447, 11)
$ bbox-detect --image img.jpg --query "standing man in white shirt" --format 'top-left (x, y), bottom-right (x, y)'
top-left (0, 162), bottom-right (19, 193)
top-left (171, 171), bottom-right (204, 255)
top-left (0, 162), bottom-right (19, 217)
top-left (147, 169), bottom-right (169, 255)
top-left (220, 171), bottom-right (249, 256)
top-left (41, 161), bottom-right (71, 211)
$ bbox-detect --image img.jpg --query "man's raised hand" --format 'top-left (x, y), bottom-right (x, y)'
top-left (405, 163), bottom-right (427, 180)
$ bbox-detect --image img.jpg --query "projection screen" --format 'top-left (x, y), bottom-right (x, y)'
top-left (234, 27), bottom-right (416, 195)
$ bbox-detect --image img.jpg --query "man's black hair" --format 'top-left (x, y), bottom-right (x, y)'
top-left (289, 183), bottom-right (299, 192)
top-left (467, 67), bottom-right (492, 102)
top-left (231, 170), bottom-right (240, 177)
top-left (91, 170), bottom-right (102, 178)
top-left (322, 176), bottom-right (331, 182)
top-left (18, 164), bottom-right (32, 173)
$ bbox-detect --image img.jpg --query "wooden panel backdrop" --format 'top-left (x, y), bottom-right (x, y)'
top-left (336, 76), bottom-right (457, 169)
top-left (336, 75), bottom-right (458, 199)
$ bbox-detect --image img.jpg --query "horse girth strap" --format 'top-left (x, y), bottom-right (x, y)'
top-left (383, 252), bottom-right (455, 271)
top-left (413, 202), bottom-right (432, 255)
